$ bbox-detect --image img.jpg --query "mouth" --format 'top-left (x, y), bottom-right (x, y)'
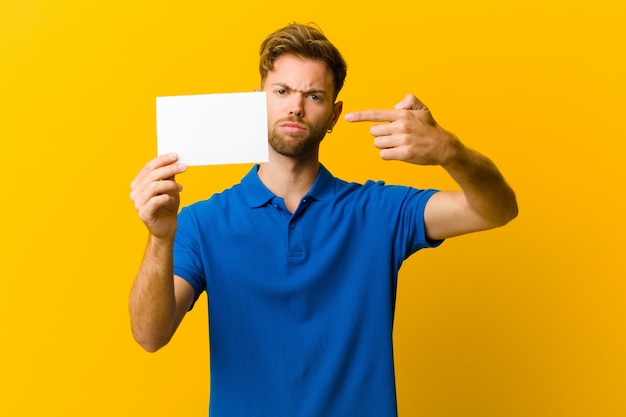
top-left (279, 121), bottom-right (307, 134)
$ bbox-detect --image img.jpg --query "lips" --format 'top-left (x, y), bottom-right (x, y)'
top-left (279, 121), bottom-right (307, 134)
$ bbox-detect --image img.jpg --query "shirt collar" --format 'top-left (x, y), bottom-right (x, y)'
top-left (241, 164), bottom-right (335, 208)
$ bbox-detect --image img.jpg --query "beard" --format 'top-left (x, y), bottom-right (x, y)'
top-left (268, 117), bottom-right (329, 158)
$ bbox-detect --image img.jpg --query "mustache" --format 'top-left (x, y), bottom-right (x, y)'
top-left (276, 116), bottom-right (307, 125)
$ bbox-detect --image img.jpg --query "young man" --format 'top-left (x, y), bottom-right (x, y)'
top-left (129, 23), bottom-right (517, 417)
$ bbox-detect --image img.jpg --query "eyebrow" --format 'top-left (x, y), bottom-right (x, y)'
top-left (271, 83), bottom-right (328, 96)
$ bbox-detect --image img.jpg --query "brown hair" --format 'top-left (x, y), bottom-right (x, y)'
top-left (259, 23), bottom-right (347, 100)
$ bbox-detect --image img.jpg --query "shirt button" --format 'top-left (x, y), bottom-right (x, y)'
top-left (290, 223), bottom-right (295, 230)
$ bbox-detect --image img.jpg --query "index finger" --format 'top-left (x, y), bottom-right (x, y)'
top-left (344, 109), bottom-right (400, 123)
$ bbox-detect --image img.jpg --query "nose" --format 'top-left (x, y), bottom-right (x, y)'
top-left (288, 93), bottom-right (305, 118)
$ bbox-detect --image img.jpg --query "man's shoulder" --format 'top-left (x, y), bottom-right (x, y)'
top-left (331, 176), bottom-right (391, 196)
top-left (331, 175), bottom-right (438, 209)
top-left (182, 182), bottom-right (246, 212)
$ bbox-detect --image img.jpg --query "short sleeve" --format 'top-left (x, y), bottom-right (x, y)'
top-left (173, 206), bottom-right (206, 308)
top-left (368, 182), bottom-right (444, 260)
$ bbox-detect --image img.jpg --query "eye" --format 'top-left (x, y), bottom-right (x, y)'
top-left (275, 89), bottom-right (287, 96)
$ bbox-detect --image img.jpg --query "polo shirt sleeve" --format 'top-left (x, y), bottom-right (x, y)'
top-left (173, 206), bottom-right (206, 308)
top-left (369, 182), bottom-right (444, 260)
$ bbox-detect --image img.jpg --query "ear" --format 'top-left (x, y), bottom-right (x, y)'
top-left (329, 101), bottom-right (343, 129)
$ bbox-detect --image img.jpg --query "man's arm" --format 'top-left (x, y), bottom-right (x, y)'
top-left (128, 153), bottom-right (193, 352)
top-left (422, 145), bottom-right (518, 240)
top-left (345, 94), bottom-right (518, 240)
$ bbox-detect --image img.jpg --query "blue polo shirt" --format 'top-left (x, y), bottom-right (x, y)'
top-left (174, 164), bottom-right (442, 417)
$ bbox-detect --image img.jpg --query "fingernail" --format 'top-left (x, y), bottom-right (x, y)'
top-left (344, 113), bottom-right (353, 121)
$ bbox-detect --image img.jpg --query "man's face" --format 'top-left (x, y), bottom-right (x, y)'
top-left (262, 54), bottom-right (342, 158)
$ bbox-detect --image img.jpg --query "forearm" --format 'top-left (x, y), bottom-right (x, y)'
top-left (129, 234), bottom-right (178, 352)
top-left (442, 140), bottom-right (518, 228)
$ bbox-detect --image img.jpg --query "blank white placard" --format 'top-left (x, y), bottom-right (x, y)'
top-left (156, 92), bottom-right (268, 166)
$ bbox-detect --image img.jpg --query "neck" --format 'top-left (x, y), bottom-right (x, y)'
top-left (257, 151), bottom-right (320, 213)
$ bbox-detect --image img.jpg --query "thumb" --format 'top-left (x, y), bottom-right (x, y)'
top-left (394, 94), bottom-right (428, 111)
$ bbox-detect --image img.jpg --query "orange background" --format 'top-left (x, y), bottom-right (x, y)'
top-left (1, 1), bottom-right (625, 416)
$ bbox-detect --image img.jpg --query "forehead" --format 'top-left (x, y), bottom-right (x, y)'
top-left (265, 54), bottom-right (334, 92)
